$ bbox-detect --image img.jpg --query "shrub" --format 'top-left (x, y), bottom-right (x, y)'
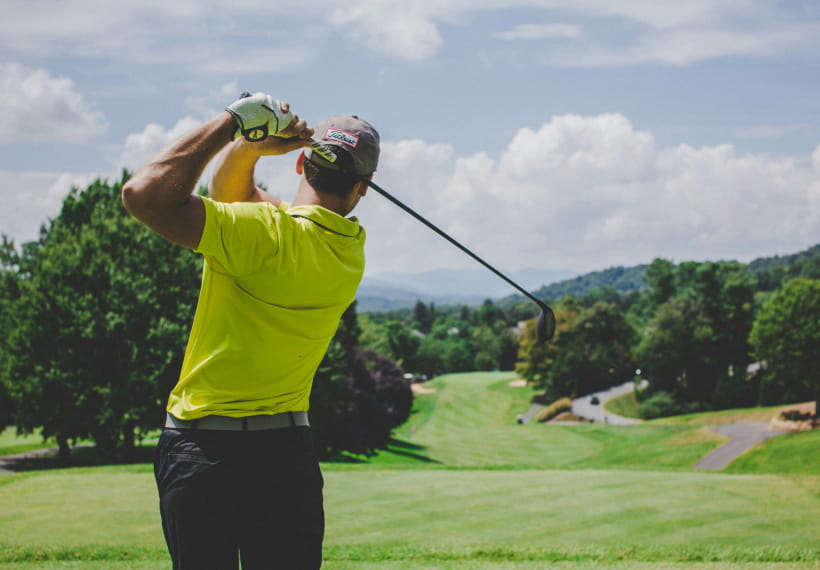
top-left (535, 397), bottom-right (573, 422)
top-left (639, 391), bottom-right (682, 419)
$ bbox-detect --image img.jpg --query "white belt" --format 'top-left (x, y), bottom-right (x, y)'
top-left (164, 411), bottom-right (309, 431)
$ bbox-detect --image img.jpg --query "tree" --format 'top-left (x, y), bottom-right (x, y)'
top-left (442, 338), bottom-right (474, 373)
top-left (332, 349), bottom-right (411, 456)
top-left (411, 301), bottom-right (435, 333)
top-left (548, 302), bottom-right (636, 398)
top-left (515, 297), bottom-right (581, 398)
top-left (709, 265), bottom-right (757, 407)
top-left (413, 335), bottom-right (444, 378)
top-left (3, 175), bottom-right (201, 461)
top-left (635, 298), bottom-right (713, 409)
top-left (477, 299), bottom-right (505, 327)
top-left (311, 303), bottom-right (413, 458)
top-left (0, 236), bottom-right (20, 431)
top-left (382, 321), bottom-right (421, 370)
top-left (749, 278), bottom-right (820, 414)
top-left (636, 260), bottom-right (758, 412)
top-left (644, 258), bottom-right (676, 311)
top-left (310, 302), bottom-right (361, 457)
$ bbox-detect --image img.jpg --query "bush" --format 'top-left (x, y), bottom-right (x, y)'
top-left (639, 391), bottom-right (682, 419)
top-left (535, 397), bottom-right (573, 423)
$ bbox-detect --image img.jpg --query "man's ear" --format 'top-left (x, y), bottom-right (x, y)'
top-left (357, 180), bottom-right (368, 197)
top-left (296, 151), bottom-right (306, 174)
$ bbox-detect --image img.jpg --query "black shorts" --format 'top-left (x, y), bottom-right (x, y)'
top-left (154, 426), bottom-right (324, 569)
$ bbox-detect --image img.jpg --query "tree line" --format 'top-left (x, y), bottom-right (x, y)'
top-left (517, 256), bottom-right (817, 418)
top-left (357, 250), bottom-right (818, 419)
top-left (0, 176), bottom-right (411, 462)
top-left (1, 175), bottom-right (816, 463)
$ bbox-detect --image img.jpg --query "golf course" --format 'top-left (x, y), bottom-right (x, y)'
top-left (1, 371), bottom-right (818, 569)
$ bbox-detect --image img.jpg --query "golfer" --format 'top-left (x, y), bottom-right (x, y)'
top-left (122, 92), bottom-right (380, 569)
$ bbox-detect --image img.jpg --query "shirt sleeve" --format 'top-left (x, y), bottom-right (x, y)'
top-left (195, 197), bottom-right (282, 276)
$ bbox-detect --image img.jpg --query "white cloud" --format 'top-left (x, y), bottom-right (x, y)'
top-left (0, 63), bottom-right (107, 143)
top-left (357, 114), bottom-right (820, 275)
top-left (493, 24), bottom-right (582, 40)
top-left (0, 2), bottom-right (317, 72)
top-left (0, 171), bottom-right (100, 244)
top-left (3, 111), bottom-right (817, 278)
top-left (0, 1), bottom-right (816, 66)
top-left (330, 2), bottom-right (443, 61)
top-left (329, 0), bottom-right (819, 64)
top-left (118, 117), bottom-right (203, 171)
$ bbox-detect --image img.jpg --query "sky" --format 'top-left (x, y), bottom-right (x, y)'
top-left (1, 0), bottom-right (819, 280)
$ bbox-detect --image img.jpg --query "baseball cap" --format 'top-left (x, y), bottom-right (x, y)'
top-left (306, 115), bottom-right (380, 176)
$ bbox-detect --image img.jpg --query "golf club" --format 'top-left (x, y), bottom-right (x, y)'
top-left (309, 140), bottom-right (556, 342)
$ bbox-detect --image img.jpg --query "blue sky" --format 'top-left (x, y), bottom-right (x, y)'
top-left (1, 0), bottom-right (819, 279)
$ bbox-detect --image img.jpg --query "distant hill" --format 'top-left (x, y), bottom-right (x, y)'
top-left (357, 267), bottom-right (573, 312)
top-left (532, 264), bottom-right (648, 302)
top-left (356, 283), bottom-right (488, 312)
top-left (746, 243), bottom-right (820, 272)
top-left (357, 244), bottom-right (820, 312)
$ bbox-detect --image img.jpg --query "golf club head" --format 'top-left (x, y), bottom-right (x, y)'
top-left (537, 305), bottom-right (556, 342)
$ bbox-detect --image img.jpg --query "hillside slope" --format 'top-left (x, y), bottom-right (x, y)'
top-left (368, 372), bottom-right (820, 475)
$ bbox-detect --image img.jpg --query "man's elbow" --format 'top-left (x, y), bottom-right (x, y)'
top-left (121, 181), bottom-right (140, 217)
top-left (121, 179), bottom-right (154, 220)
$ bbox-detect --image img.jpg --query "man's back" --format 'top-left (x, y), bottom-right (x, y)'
top-left (168, 198), bottom-right (366, 420)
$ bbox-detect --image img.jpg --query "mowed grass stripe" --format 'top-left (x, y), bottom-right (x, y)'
top-left (0, 466), bottom-right (161, 548)
top-left (2, 545), bottom-right (817, 568)
top-left (392, 373), bottom-right (719, 470)
top-left (2, 465), bottom-right (816, 554)
top-left (323, 468), bottom-right (819, 549)
top-left (399, 373), bottom-right (604, 467)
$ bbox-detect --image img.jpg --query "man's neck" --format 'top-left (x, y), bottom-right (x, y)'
top-left (291, 180), bottom-right (351, 217)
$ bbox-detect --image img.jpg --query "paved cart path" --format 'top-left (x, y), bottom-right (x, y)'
top-left (693, 422), bottom-right (789, 470)
top-left (571, 381), bottom-right (643, 426)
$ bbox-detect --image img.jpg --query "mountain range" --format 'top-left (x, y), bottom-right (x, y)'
top-left (358, 267), bottom-right (574, 312)
top-left (356, 244), bottom-right (819, 313)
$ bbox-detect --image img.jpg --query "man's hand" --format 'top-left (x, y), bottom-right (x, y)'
top-left (226, 92), bottom-right (294, 142)
top-left (209, 110), bottom-right (313, 205)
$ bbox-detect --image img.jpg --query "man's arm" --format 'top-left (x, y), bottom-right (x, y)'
top-left (122, 113), bottom-right (234, 249)
top-left (209, 120), bottom-right (313, 205)
top-left (122, 93), bottom-right (312, 248)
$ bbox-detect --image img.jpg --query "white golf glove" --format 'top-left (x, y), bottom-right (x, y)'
top-left (226, 92), bottom-right (294, 141)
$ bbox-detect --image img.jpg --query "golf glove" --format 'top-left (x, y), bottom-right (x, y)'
top-left (226, 92), bottom-right (293, 142)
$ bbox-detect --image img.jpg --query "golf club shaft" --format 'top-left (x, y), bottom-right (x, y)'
top-left (361, 177), bottom-right (550, 314)
top-left (306, 136), bottom-right (554, 340)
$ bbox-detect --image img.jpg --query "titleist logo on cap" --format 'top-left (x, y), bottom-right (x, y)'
top-left (323, 128), bottom-right (359, 148)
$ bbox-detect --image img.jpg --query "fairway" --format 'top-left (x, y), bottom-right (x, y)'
top-left (1, 372), bottom-right (818, 568)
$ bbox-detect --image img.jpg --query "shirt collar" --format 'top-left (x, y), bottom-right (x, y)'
top-left (285, 204), bottom-right (361, 237)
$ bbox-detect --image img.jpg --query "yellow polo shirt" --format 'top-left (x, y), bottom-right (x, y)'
top-left (166, 197), bottom-right (365, 420)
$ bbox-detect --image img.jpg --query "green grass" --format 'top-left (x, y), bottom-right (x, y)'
top-left (1, 465), bottom-right (817, 568)
top-left (1, 371), bottom-right (818, 568)
top-left (366, 373), bottom-right (739, 472)
top-left (0, 427), bottom-right (55, 458)
top-left (603, 390), bottom-right (641, 418)
top-left (725, 429), bottom-right (820, 476)
top-left (651, 404), bottom-right (795, 426)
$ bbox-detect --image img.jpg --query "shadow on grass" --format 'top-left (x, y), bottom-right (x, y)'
top-left (382, 438), bottom-right (440, 463)
top-left (0, 444), bottom-right (156, 473)
top-left (323, 438), bottom-right (440, 464)
top-left (3, 437), bottom-right (441, 471)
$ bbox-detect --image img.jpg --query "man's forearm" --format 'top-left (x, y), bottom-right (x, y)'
top-left (209, 139), bottom-right (279, 205)
top-left (122, 113), bottom-right (236, 248)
